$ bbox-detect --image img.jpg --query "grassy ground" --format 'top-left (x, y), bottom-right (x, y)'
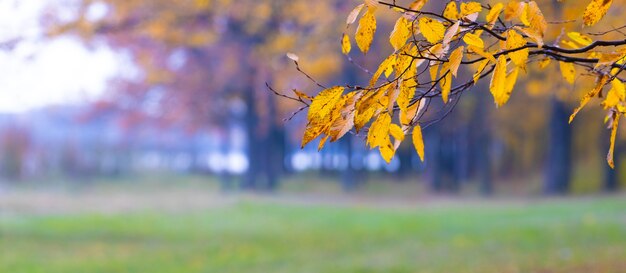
top-left (1, 180), bottom-right (626, 273)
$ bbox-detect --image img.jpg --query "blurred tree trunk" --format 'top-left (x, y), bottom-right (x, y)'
top-left (264, 95), bottom-right (284, 191)
top-left (474, 90), bottom-right (493, 196)
top-left (242, 86), bottom-right (284, 191)
top-left (396, 144), bottom-right (414, 179)
top-left (601, 127), bottom-right (619, 192)
top-left (428, 123), bottom-right (442, 192)
top-left (340, 134), bottom-right (357, 192)
top-left (456, 125), bottom-right (470, 182)
top-left (544, 97), bottom-right (572, 195)
top-left (242, 88), bottom-right (260, 190)
top-left (429, 122), bottom-right (459, 194)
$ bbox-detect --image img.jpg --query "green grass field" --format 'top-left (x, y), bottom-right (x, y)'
top-left (1, 190), bottom-right (626, 273)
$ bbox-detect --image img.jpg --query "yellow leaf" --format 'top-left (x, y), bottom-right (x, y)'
top-left (379, 142), bottom-right (396, 163)
top-left (514, 26), bottom-right (543, 48)
top-left (318, 135), bottom-right (330, 151)
top-left (526, 1), bottom-right (547, 37)
top-left (501, 67), bottom-right (520, 106)
top-left (389, 124), bottom-right (405, 141)
top-left (559, 61), bottom-right (576, 85)
top-left (390, 17), bottom-right (412, 51)
top-left (395, 44), bottom-right (419, 76)
top-left (329, 93), bottom-right (360, 141)
top-left (370, 54), bottom-right (396, 87)
top-left (308, 86), bottom-right (344, 120)
top-left (429, 63), bottom-right (440, 82)
top-left (354, 90), bottom-right (384, 131)
top-left (412, 125), bottom-right (425, 162)
top-left (302, 120), bottom-right (325, 148)
top-left (443, 20), bottom-right (461, 47)
top-left (603, 79), bottom-right (626, 109)
top-left (490, 55), bottom-right (508, 107)
top-left (409, 0), bottom-right (429, 11)
top-left (341, 33), bottom-right (351, 55)
top-left (485, 3), bottom-right (504, 29)
top-left (520, 2), bottom-right (530, 26)
top-left (367, 112), bottom-right (391, 148)
top-left (505, 29), bottom-right (526, 50)
top-left (463, 33), bottom-right (484, 49)
top-left (346, 4), bottom-right (365, 25)
top-left (303, 91), bottom-right (352, 148)
top-left (609, 82), bottom-right (626, 105)
top-left (400, 99), bottom-right (423, 125)
top-left (607, 112), bottom-right (620, 168)
top-left (398, 79), bottom-right (416, 113)
top-left (583, 0), bottom-right (613, 26)
top-left (441, 71), bottom-right (452, 103)
top-left (569, 75), bottom-right (609, 123)
top-left (567, 32), bottom-right (593, 46)
top-left (504, 0), bottom-right (522, 21)
top-left (427, 44), bottom-right (446, 59)
top-left (386, 83), bottom-right (400, 113)
top-left (397, 47), bottom-right (419, 113)
top-left (292, 89), bottom-right (312, 101)
top-left (325, 94), bottom-right (355, 140)
top-left (473, 59), bottom-right (490, 83)
top-left (561, 40), bottom-right (579, 49)
top-left (384, 62), bottom-right (395, 78)
top-left (419, 17), bottom-right (445, 44)
top-left (448, 46), bottom-right (464, 77)
top-left (505, 30), bottom-right (528, 69)
top-left (443, 2), bottom-right (458, 20)
top-left (460, 2), bottom-right (482, 21)
top-left (355, 6), bottom-right (377, 54)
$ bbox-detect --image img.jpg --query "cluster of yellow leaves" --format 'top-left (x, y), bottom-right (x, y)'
top-left (311, 0), bottom-right (527, 162)
top-left (569, 56), bottom-right (626, 168)
top-left (602, 79), bottom-right (625, 168)
top-left (302, 0), bottom-right (622, 167)
top-left (504, 1), bottom-right (546, 47)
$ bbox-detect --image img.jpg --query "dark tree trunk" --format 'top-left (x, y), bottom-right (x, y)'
top-left (429, 124), bottom-right (443, 192)
top-left (456, 125), bottom-right (470, 182)
top-left (429, 123), bottom-right (459, 194)
top-left (544, 97), bottom-right (572, 195)
top-left (396, 144), bottom-right (414, 179)
top-left (477, 131), bottom-right (493, 196)
top-left (602, 127), bottom-right (619, 192)
top-left (263, 95), bottom-right (284, 191)
top-left (340, 134), bottom-right (357, 192)
top-left (242, 89), bottom-right (260, 190)
top-left (474, 89), bottom-right (493, 196)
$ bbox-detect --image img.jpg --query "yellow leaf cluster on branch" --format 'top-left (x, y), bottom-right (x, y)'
top-left (289, 0), bottom-right (625, 168)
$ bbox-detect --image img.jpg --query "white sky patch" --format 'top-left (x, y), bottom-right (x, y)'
top-left (0, 0), bottom-right (123, 113)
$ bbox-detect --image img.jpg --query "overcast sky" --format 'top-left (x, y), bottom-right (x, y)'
top-left (0, 0), bottom-right (121, 113)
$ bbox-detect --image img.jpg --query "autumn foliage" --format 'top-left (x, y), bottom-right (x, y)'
top-left (290, 0), bottom-right (625, 168)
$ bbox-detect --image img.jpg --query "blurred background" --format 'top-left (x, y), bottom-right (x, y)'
top-left (0, 0), bottom-right (625, 272)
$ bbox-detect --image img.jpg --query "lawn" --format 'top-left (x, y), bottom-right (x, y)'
top-left (1, 193), bottom-right (626, 272)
